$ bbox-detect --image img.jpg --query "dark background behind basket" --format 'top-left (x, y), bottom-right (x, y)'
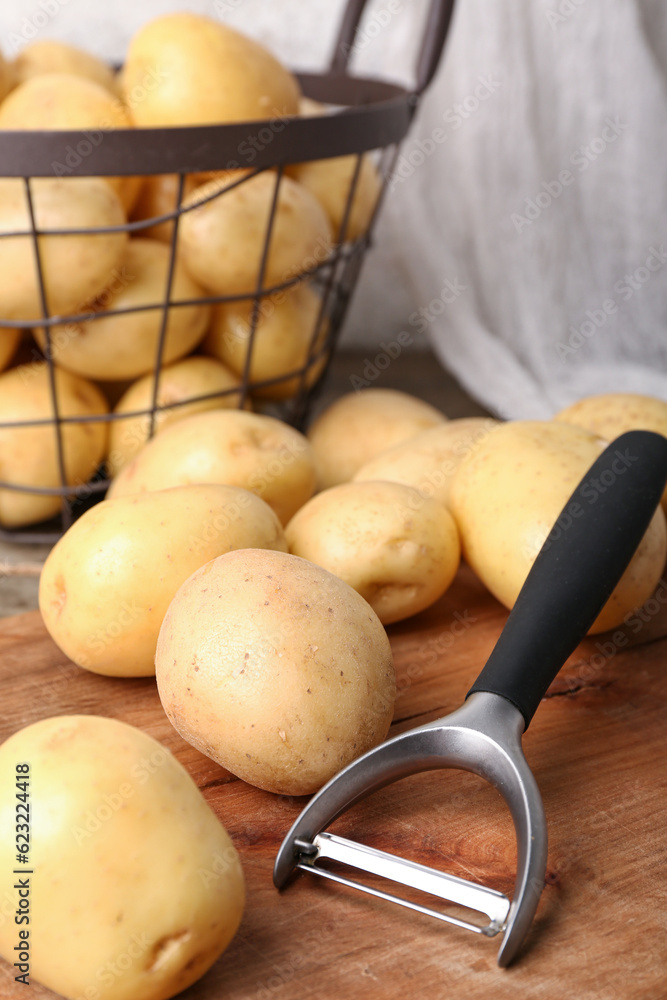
top-left (0, 0), bottom-right (455, 542)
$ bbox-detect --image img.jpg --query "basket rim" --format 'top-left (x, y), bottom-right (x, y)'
top-left (0, 71), bottom-right (415, 177)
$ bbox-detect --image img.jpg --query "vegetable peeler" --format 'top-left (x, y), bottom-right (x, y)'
top-left (274, 430), bottom-right (667, 966)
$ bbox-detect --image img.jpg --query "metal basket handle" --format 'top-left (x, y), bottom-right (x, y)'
top-left (330, 0), bottom-right (456, 95)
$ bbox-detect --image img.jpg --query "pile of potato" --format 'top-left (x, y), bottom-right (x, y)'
top-left (5, 382), bottom-right (667, 1000)
top-left (0, 12), bottom-right (382, 530)
top-left (3, 17), bottom-right (667, 1000)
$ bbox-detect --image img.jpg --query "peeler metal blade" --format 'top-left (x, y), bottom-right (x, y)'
top-left (295, 830), bottom-right (511, 937)
top-left (275, 691), bottom-right (546, 967)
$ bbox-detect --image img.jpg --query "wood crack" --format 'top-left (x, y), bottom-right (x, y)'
top-left (392, 706), bottom-right (450, 727)
top-left (200, 774), bottom-right (237, 789)
top-left (543, 679), bottom-right (613, 699)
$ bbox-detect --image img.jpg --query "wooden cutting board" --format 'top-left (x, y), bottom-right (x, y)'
top-left (1, 566), bottom-right (666, 1000)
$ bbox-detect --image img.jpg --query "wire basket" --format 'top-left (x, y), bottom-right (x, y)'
top-left (0, 0), bottom-right (455, 543)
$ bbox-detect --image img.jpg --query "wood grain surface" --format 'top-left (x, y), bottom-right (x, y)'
top-left (0, 566), bottom-right (666, 1000)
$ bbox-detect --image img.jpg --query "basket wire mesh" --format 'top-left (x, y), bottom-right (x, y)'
top-left (0, 0), bottom-right (455, 543)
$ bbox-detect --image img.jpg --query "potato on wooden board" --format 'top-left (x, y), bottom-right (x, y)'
top-left (122, 12), bottom-right (300, 126)
top-left (555, 392), bottom-right (667, 511)
top-left (449, 420), bottom-right (667, 634)
top-left (11, 39), bottom-right (116, 92)
top-left (0, 364), bottom-right (107, 528)
top-left (108, 409), bottom-right (316, 525)
top-left (0, 72), bottom-right (140, 212)
top-left (286, 480), bottom-right (461, 624)
top-left (0, 328), bottom-right (20, 373)
top-left (107, 356), bottom-right (243, 475)
top-left (39, 484), bottom-right (287, 676)
top-left (308, 388), bottom-right (447, 489)
top-left (0, 715), bottom-right (244, 1000)
top-left (156, 548), bottom-right (395, 795)
top-left (179, 171), bottom-right (332, 297)
top-left (33, 239), bottom-right (210, 381)
top-left (0, 177), bottom-right (127, 322)
top-left (353, 417), bottom-right (499, 509)
top-left (204, 282), bottom-right (327, 400)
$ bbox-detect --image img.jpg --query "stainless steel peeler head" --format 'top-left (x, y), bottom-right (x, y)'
top-left (275, 432), bottom-right (667, 967)
top-left (274, 691), bottom-right (546, 967)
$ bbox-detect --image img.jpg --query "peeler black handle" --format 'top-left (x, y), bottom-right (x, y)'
top-left (467, 429), bottom-right (667, 729)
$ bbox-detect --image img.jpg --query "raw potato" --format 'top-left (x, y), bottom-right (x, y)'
top-left (0, 715), bottom-right (244, 1000)
top-left (286, 481), bottom-right (461, 624)
top-left (0, 177), bottom-right (127, 322)
top-left (179, 171), bottom-right (332, 296)
top-left (289, 154), bottom-right (382, 242)
top-left (11, 39), bottom-right (116, 92)
top-left (0, 49), bottom-right (11, 101)
top-left (131, 173), bottom-right (179, 243)
top-left (308, 388), bottom-right (448, 489)
top-left (298, 96), bottom-right (328, 117)
top-left (204, 282), bottom-right (327, 400)
top-left (123, 12), bottom-right (300, 126)
top-left (130, 173), bottom-right (199, 243)
top-left (353, 418), bottom-right (500, 509)
top-left (449, 420), bottom-right (667, 634)
top-left (0, 72), bottom-right (140, 212)
top-left (0, 364), bottom-right (108, 528)
top-left (0, 328), bottom-right (20, 372)
top-left (34, 239), bottom-right (211, 381)
top-left (290, 96), bottom-right (381, 240)
top-left (108, 409), bottom-right (316, 525)
top-left (39, 484), bottom-right (287, 676)
top-left (555, 392), bottom-right (667, 511)
top-left (108, 357), bottom-right (243, 475)
top-left (156, 548), bottom-right (396, 795)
